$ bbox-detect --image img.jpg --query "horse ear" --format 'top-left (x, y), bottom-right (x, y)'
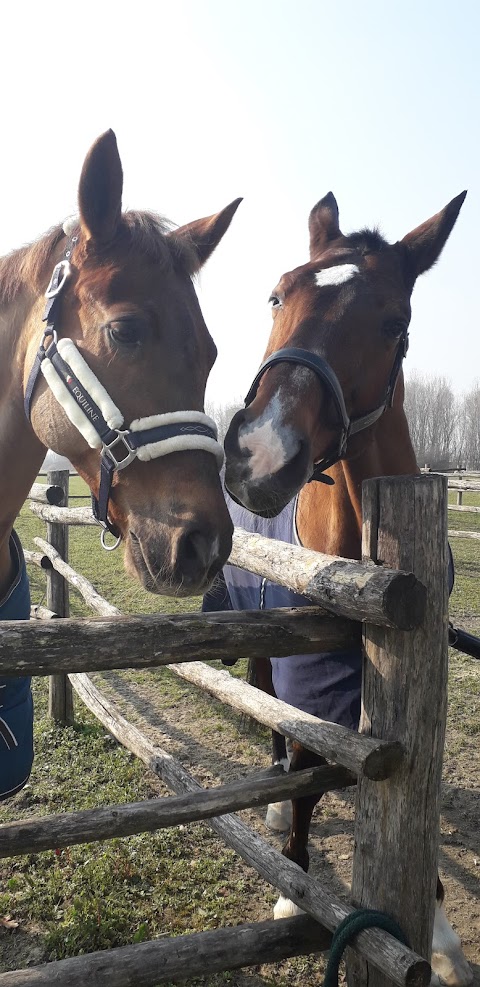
top-left (399, 191), bottom-right (467, 281)
top-left (309, 193), bottom-right (341, 258)
top-left (173, 198), bottom-right (243, 271)
top-left (78, 130), bottom-right (123, 244)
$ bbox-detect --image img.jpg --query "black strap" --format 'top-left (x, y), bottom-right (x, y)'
top-left (91, 456), bottom-right (119, 535)
top-left (449, 623), bottom-right (480, 661)
top-left (243, 333), bottom-right (408, 483)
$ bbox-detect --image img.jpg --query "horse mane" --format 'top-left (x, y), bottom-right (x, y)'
top-left (0, 210), bottom-right (197, 307)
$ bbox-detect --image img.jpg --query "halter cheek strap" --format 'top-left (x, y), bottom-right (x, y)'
top-left (24, 247), bottom-right (224, 548)
top-left (243, 334), bottom-right (409, 485)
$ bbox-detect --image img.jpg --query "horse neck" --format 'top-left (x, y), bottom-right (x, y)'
top-left (296, 404), bottom-right (418, 559)
top-left (0, 288), bottom-right (46, 594)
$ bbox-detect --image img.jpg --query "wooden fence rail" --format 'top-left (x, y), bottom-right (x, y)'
top-left (27, 503), bottom-right (426, 628)
top-left (0, 470), bottom-right (450, 987)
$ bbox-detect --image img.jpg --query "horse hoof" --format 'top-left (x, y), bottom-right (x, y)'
top-left (431, 904), bottom-right (473, 986)
top-left (273, 895), bottom-right (304, 920)
top-left (265, 800), bottom-right (293, 832)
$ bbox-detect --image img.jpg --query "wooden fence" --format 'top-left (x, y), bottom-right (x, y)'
top-left (0, 471), bottom-right (450, 987)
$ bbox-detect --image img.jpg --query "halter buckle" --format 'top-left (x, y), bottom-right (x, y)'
top-left (101, 430), bottom-right (138, 470)
top-left (45, 260), bottom-right (71, 299)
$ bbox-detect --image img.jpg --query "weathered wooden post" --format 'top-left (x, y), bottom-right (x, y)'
top-left (348, 474), bottom-right (448, 986)
top-left (46, 469), bottom-right (74, 725)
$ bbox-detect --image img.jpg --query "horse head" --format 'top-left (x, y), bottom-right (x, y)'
top-left (224, 191), bottom-right (466, 516)
top-left (21, 130), bottom-right (240, 595)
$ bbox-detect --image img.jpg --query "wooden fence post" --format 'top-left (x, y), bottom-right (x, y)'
top-left (348, 474), bottom-right (448, 986)
top-left (46, 469), bottom-right (74, 725)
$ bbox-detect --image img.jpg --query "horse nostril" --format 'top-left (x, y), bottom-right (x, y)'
top-left (176, 527), bottom-right (220, 583)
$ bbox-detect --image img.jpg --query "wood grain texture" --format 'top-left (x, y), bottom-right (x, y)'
top-left (348, 474), bottom-right (448, 987)
top-left (229, 527), bottom-right (426, 629)
top-left (64, 672), bottom-right (429, 987)
top-left (0, 764), bottom-right (355, 857)
top-left (0, 916), bottom-right (331, 986)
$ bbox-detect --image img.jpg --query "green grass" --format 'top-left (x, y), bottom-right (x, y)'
top-left (1, 479), bottom-right (479, 982)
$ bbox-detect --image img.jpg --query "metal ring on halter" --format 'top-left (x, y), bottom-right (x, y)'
top-left (100, 528), bottom-right (122, 551)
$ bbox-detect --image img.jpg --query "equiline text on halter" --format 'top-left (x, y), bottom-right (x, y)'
top-left (25, 231), bottom-right (223, 549)
top-left (242, 331), bottom-right (409, 485)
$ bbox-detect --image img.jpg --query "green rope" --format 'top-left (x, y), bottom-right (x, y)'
top-left (324, 909), bottom-right (410, 987)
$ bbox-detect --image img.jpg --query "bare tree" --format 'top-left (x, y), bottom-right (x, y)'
top-left (205, 398), bottom-right (244, 446)
top-left (404, 372), bottom-right (458, 469)
top-left (457, 382), bottom-right (480, 468)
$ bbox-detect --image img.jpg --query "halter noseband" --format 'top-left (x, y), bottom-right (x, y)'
top-left (25, 232), bottom-right (224, 549)
top-left (242, 333), bottom-right (409, 485)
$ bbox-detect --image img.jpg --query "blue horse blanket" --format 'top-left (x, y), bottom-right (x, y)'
top-left (204, 493), bottom-right (454, 732)
top-left (203, 495), bottom-right (362, 730)
top-left (0, 531), bottom-right (33, 800)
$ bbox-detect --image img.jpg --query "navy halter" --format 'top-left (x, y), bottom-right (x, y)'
top-left (24, 236), bottom-right (222, 547)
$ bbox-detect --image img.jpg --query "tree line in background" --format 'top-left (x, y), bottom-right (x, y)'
top-left (207, 374), bottom-right (480, 472)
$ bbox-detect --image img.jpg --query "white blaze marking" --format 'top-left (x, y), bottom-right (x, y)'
top-left (315, 263), bottom-right (359, 287)
top-left (239, 418), bottom-right (287, 479)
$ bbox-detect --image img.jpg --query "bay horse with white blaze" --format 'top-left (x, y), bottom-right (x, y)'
top-left (221, 192), bottom-right (471, 984)
top-left (0, 130), bottom-right (239, 801)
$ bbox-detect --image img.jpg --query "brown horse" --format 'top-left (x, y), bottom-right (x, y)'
top-left (223, 192), bottom-right (471, 985)
top-left (0, 130), bottom-right (239, 800)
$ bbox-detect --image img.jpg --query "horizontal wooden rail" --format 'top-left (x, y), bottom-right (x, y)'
top-left (168, 661), bottom-right (402, 780)
top-left (65, 673), bottom-right (428, 987)
top-left (0, 763), bottom-right (355, 857)
top-left (28, 482), bottom-right (65, 506)
top-left (30, 605), bottom-right (59, 621)
top-left (29, 503), bottom-right (97, 525)
top-left (0, 916), bottom-right (331, 986)
top-left (229, 528), bottom-right (425, 629)
top-left (0, 606), bottom-right (359, 675)
top-left (448, 504), bottom-right (480, 513)
top-left (23, 549), bottom-right (53, 570)
top-left (448, 529), bottom-right (480, 541)
top-left (447, 480), bottom-right (480, 491)
top-left (27, 509), bottom-right (425, 629)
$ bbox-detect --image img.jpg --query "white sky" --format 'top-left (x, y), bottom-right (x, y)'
top-left (1, 0), bottom-right (478, 405)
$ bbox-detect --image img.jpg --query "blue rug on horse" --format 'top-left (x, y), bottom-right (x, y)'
top-left (203, 492), bottom-right (455, 732)
top-left (203, 494), bottom-right (362, 730)
top-left (0, 530), bottom-right (33, 801)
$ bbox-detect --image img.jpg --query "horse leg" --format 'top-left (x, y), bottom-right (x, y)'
top-left (431, 877), bottom-right (472, 986)
top-left (249, 657), bottom-right (293, 832)
top-left (273, 742), bottom-right (326, 918)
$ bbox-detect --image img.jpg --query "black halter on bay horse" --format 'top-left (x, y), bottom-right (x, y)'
top-left (224, 189), bottom-right (466, 522)
top-left (223, 190), bottom-right (473, 986)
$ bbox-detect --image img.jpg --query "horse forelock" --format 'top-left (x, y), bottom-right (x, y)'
top-left (345, 227), bottom-right (387, 254)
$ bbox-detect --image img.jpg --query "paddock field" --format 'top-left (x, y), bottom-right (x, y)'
top-left (0, 479), bottom-right (479, 985)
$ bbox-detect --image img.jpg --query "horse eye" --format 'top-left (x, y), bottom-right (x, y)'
top-left (269, 295), bottom-right (282, 309)
top-left (107, 319), bottom-right (143, 348)
top-left (383, 319), bottom-right (408, 339)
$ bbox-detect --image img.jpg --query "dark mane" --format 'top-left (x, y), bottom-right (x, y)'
top-left (0, 210), bottom-right (197, 307)
top-left (346, 227), bottom-right (387, 254)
